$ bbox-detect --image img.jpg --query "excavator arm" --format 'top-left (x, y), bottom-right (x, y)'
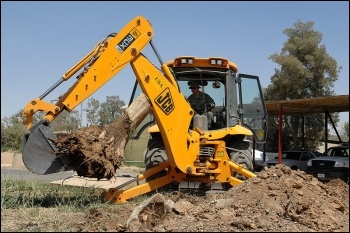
top-left (21, 16), bottom-right (157, 174)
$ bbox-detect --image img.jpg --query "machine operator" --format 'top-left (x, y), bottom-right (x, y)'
top-left (187, 81), bottom-right (215, 128)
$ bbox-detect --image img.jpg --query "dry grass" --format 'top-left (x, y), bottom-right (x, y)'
top-left (0, 177), bottom-right (150, 232)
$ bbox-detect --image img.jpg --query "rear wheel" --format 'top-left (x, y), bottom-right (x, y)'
top-left (228, 140), bottom-right (254, 180)
top-left (144, 135), bottom-right (174, 190)
top-left (144, 135), bottom-right (168, 170)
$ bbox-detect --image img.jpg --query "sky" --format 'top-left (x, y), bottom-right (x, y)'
top-left (1, 1), bottom-right (349, 131)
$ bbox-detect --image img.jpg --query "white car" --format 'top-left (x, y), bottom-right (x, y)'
top-left (263, 150), bottom-right (320, 172)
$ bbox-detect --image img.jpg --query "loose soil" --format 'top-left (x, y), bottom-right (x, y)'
top-left (1, 165), bottom-right (349, 232)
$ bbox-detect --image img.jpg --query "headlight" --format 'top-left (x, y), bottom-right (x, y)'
top-left (334, 162), bottom-right (346, 167)
top-left (307, 160), bottom-right (312, 166)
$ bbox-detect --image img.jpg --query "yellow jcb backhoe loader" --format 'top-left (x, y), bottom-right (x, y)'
top-left (21, 15), bottom-right (268, 203)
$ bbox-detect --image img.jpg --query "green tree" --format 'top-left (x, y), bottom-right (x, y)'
top-left (50, 109), bottom-right (80, 132)
top-left (85, 98), bottom-right (100, 126)
top-left (1, 110), bottom-right (26, 152)
top-left (98, 96), bottom-right (126, 126)
top-left (342, 121), bottom-right (349, 137)
top-left (265, 20), bottom-right (341, 151)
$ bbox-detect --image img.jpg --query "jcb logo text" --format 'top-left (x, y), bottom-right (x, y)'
top-left (155, 88), bottom-right (174, 115)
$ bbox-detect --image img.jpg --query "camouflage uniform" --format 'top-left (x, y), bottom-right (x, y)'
top-left (187, 91), bottom-right (215, 115)
top-left (187, 91), bottom-right (215, 127)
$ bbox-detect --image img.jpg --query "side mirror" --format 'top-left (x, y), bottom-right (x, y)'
top-left (212, 81), bottom-right (221, 88)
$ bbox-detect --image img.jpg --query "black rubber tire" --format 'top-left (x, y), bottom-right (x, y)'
top-left (228, 140), bottom-right (254, 180)
top-left (144, 136), bottom-right (170, 190)
top-left (144, 136), bottom-right (168, 170)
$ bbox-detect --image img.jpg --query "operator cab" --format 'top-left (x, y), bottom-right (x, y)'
top-left (128, 56), bottom-right (267, 143)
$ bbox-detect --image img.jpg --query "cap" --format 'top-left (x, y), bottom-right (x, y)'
top-left (188, 81), bottom-right (200, 89)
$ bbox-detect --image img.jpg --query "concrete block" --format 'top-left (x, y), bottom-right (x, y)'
top-left (1, 152), bottom-right (14, 167)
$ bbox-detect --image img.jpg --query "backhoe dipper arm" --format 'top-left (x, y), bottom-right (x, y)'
top-left (21, 16), bottom-right (156, 175)
top-left (21, 16), bottom-right (153, 130)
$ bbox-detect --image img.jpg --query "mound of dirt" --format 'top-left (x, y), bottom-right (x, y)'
top-left (1, 165), bottom-right (348, 232)
top-left (110, 164), bottom-right (347, 232)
